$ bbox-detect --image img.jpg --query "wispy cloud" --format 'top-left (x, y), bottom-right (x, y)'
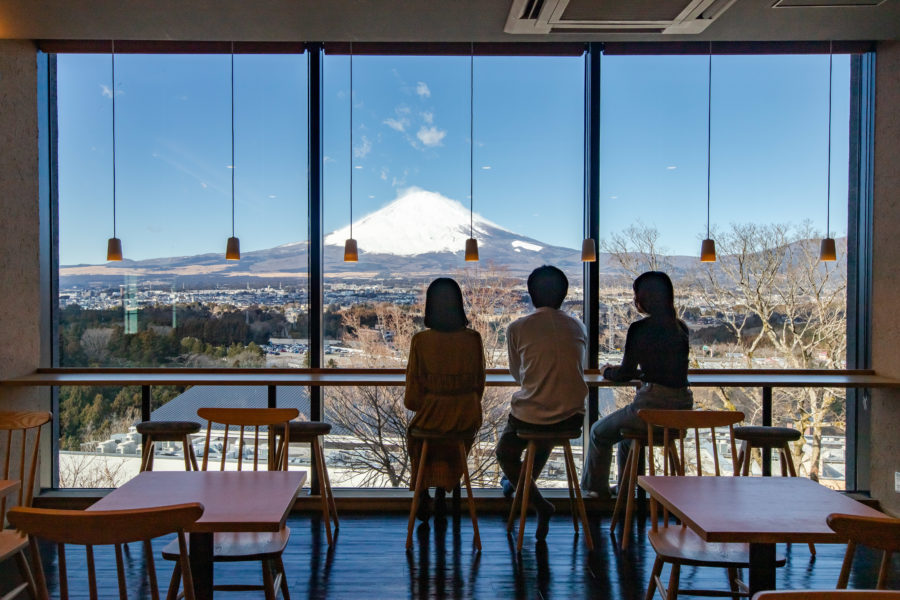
top-left (481, 165), bottom-right (492, 170)
top-left (383, 117), bottom-right (408, 132)
top-left (100, 84), bottom-right (123, 98)
top-left (416, 82), bottom-right (431, 98)
top-left (354, 135), bottom-right (373, 158)
top-left (421, 111), bottom-right (434, 124)
top-left (417, 126), bottom-right (446, 147)
top-left (380, 168), bottom-right (388, 181)
top-left (666, 165), bottom-right (677, 170)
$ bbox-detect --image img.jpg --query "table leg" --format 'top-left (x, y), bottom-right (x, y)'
top-left (748, 542), bottom-right (777, 596)
top-left (189, 532), bottom-right (214, 600)
top-left (762, 387), bottom-right (772, 477)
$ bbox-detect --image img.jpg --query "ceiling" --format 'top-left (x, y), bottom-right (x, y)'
top-left (0, 0), bottom-right (898, 43)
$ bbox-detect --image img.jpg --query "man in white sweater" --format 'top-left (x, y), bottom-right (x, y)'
top-left (496, 265), bottom-right (588, 540)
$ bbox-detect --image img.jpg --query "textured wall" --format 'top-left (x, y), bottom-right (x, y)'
top-left (0, 40), bottom-right (44, 412)
top-left (870, 41), bottom-right (900, 516)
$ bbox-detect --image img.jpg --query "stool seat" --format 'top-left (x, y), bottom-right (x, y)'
top-left (516, 429), bottom-right (581, 441)
top-left (283, 421), bottom-right (332, 438)
top-left (409, 428), bottom-right (477, 441)
top-left (734, 426), bottom-right (802, 447)
top-left (136, 420), bottom-right (201, 440)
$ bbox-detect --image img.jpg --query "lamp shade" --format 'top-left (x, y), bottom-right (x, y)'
top-left (106, 237), bottom-right (123, 262)
top-left (344, 238), bottom-right (358, 262)
top-left (700, 238), bottom-right (717, 263)
top-left (581, 238), bottom-right (597, 262)
top-left (225, 236), bottom-right (241, 261)
top-left (465, 238), bottom-right (479, 262)
top-left (819, 237), bottom-right (836, 262)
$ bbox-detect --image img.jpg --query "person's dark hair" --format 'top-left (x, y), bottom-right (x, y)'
top-left (527, 265), bottom-right (568, 309)
top-left (633, 271), bottom-right (677, 320)
top-left (423, 278), bottom-right (469, 332)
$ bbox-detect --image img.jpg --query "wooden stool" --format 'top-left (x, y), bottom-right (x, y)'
top-left (506, 429), bottom-right (592, 553)
top-left (735, 425), bottom-right (815, 555)
top-left (610, 427), bottom-right (680, 550)
top-left (406, 428), bottom-right (481, 551)
top-left (135, 421), bottom-right (200, 472)
top-left (274, 421), bottom-right (339, 546)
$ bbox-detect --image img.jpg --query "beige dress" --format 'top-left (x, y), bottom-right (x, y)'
top-left (405, 328), bottom-right (485, 491)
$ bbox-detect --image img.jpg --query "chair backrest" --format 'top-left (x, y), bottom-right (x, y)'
top-left (0, 411), bottom-right (52, 523)
top-left (638, 409), bottom-right (744, 477)
top-left (8, 503), bottom-right (203, 600)
top-left (197, 408), bottom-right (299, 472)
top-left (827, 513), bottom-right (900, 590)
top-left (753, 591), bottom-right (900, 599)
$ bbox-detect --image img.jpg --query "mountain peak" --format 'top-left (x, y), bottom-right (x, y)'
top-left (324, 187), bottom-right (505, 256)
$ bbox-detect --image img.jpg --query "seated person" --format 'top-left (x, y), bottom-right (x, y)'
top-left (496, 265), bottom-right (587, 540)
top-left (405, 278), bottom-right (485, 520)
top-left (581, 271), bottom-right (693, 499)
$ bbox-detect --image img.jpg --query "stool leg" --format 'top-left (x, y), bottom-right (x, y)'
top-left (610, 442), bottom-right (635, 531)
top-left (140, 437), bottom-right (154, 472)
top-left (507, 458), bottom-right (529, 533)
top-left (182, 436), bottom-right (193, 472)
top-left (312, 437), bottom-right (333, 546)
top-left (565, 448), bottom-right (579, 534)
top-left (457, 442), bottom-right (481, 551)
top-left (406, 440), bottom-right (429, 550)
top-left (621, 440), bottom-right (643, 550)
top-left (741, 441), bottom-right (751, 476)
top-left (517, 441), bottom-right (537, 552)
top-left (564, 441), bottom-right (593, 551)
top-left (320, 441), bottom-right (339, 530)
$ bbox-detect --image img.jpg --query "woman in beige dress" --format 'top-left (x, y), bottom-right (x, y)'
top-left (405, 277), bottom-right (485, 521)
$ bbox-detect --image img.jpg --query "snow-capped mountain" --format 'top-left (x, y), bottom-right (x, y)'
top-left (60, 188), bottom-right (587, 286)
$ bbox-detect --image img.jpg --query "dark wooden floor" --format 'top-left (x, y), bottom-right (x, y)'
top-left (4, 512), bottom-right (899, 599)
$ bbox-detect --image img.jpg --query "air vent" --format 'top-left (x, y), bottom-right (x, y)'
top-left (505, 0), bottom-right (738, 35)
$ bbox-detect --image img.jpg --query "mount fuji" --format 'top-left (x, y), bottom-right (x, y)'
top-left (60, 188), bottom-right (584, 287)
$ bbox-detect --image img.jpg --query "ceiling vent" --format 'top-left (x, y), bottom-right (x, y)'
top-left (505, 0), bottom-right (739, 35)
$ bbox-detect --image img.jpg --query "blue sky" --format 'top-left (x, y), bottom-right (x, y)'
top-left (56, 52), bottom-right (849, 265)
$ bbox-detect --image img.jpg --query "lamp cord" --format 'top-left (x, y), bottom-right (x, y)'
top-left (231, 44), bottom-right (235, 238)
top-left (826, 43), bottom-right (833, 238)
top-left (111, 41), bottom-right (117, 238)
top-left (349, 42), bottom-right (353, 239)
top-left (469, 43), bottom-right (474, 239)
top-left (706, 44), bottom-right (712, 240)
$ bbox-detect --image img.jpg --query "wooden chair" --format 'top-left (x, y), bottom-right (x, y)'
top-left (734, 425), bottom-right (815, 555)
top-left (406, 428), bottom-right (481, 551)
top-left (164, 407), bottom-right (299, 600)
top-left (273, 421), bottom-right (339, 546)
top-left (505, 428), bottom-right (593, 553)
top-left (136, 420), bottom-right (201, 472)
top-left (611, 426), bottom-right (683, 550)
top-left (0, 410), bottom-right (52, 600)
top-left (827, 513), bottom-right (900, 590)
top-left (641, 409), bottom-right (787, 600)
top-left (753, 593), bottom-right (900, 599)
top-left (7, 503), bottom-right (203, 600)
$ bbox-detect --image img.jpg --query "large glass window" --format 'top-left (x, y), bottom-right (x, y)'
top-left (598, 53), bottom-right (851, 488)
top-left (56, 53), bottom-right (309, 486)
top-left (321, 53), bottom-right (585, 487)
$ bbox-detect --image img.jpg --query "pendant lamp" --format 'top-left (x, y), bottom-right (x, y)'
top-left (344, 43), bottom-right (359, 262)
top-left (700, 44), bottom-right (717, 263)
top-left (106, 42), bottom-right (123, 261)
top-left (465, 44), bottom-right (479, 262)
top-left (581, 238), bottom-right (597, 262)
top-left (225, 44), bottom-right (241, 261)
top-left (819, 43), bottom-right (837, 262)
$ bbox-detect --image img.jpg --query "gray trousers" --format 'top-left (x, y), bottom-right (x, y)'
top-left (581, 383), bottom-right (693, 494)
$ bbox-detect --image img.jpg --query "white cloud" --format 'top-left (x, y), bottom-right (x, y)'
top-left (201, 182), bottom-right (209, 189)
top-left (416, 82), bottom-right (431, 98)
top-left (100, 84), bottom-right (113, 98)
top-left (481, 166), bottom-right (492, 170)
top-left (324, 155), bottom-right (335, 163)
top-left (354, 165), bottom-right (363, 169)
top-left (268, 194), bottom-right (277, 199)
top-left (667, 165), bottom-right (677, 170)
top-left (354, 135), bottom-right (372, 158)
top-left (416, 126), bottom-right (446, 147)
top-left (383, 117), bottom-right (408, 132)
top-left (380, 168), bottom-right (389, 181)
top-left (422, 111), bottom-right (434, 124)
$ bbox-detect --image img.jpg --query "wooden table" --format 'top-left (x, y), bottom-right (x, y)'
top-left (88, 470), bottom-right (305, 600)
top-left (637, 476), bottom-right (888, 596)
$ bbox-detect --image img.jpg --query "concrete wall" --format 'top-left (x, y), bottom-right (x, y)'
top-left (870, 40), bottom-right (900, 516)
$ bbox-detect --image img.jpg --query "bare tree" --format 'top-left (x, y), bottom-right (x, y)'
top-left (81, 327), bottom-right (114, 362)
